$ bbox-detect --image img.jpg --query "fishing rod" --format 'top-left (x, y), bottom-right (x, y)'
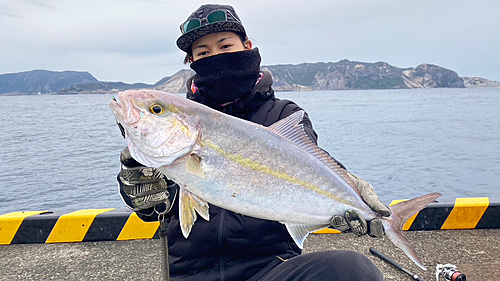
top-left (114, 110), bottom-right (170, 281)
top-left (159, 216), bottom-right (171, 281)
top-left (369, 247), bottom-right (427, 281)
top-left (370, 248), bottom-right (466, 281)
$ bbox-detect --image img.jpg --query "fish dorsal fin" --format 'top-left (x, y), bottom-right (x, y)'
top-left (268, 111), bottom-right (357, 190)
top-left (179, 188), bottom-right (210, 238)
top-left (284, 223), bottom-right (329, 249)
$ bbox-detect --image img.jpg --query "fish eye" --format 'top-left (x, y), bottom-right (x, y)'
top-left (149, 103), bottom-right (164, 115)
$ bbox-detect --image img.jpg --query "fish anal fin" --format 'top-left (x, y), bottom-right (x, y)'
top-left (284, 223), bottom-right (330, 249)
top-left (179, 188), bottom-right (210, 238)
top-left (268, 111), bottom-right (356, 190)
top-left (185, 153), bottom-right (205, 178)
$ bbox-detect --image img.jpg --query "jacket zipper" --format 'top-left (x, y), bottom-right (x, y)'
top-left (218, 209), bottom-right (226, 281)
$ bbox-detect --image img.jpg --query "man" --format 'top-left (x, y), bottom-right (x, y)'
top-left (118, 4), bottom-right (389, 280)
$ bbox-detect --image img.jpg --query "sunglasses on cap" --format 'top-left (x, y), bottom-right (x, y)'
top-left (180, 9), bottom-right (241, 34)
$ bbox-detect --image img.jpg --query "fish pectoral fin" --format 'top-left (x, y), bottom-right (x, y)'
top-left (284, 223), bottom-right (330, 249)
top-left (179, 188), bottom-right (210, 238)
top-left (185, 153), bottom-right (205, 178)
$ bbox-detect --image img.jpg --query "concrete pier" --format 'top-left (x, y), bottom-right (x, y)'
top-left (1, 229), bottom-right (498, 280)
top-left (1, 198), bottom-right (498, 280)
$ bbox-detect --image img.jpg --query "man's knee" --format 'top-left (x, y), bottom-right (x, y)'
top-left (256, 251), bottom-right (383, 281)
top-left (309, 251), bottom-right (384, 281)
top-left (308, 250), bottom-right (369, 264)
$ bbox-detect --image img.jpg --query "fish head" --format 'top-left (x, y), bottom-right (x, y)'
top-left (110, 89), bottom-right (202, 168)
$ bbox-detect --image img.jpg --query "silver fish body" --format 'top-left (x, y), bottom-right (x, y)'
top-left (110, 89), bottom-right (441, 270)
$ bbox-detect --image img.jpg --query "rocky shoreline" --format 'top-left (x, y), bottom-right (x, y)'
top-left (1, 60), bottom-right (499, 95)
top-left (153, 60), bottom-right (499, 93)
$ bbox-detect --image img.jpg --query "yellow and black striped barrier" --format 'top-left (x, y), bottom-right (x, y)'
top-left (1, 197), bottom-right (498, 244)
top-left (314, 197), bottom-right (498, 234)
top-left (0, 209), bottom-right (160, 245)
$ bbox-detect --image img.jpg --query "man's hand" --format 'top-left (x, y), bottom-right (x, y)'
top-left (346, 172), bottom-right (391, 217)
top-left (118, 147), bottom-right (177, 215)
top-left (330, 172), bottom-right (391, 238)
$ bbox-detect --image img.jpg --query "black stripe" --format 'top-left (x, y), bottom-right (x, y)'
top-left (11, 212), bottom-right (58, 244)
top-left (408, 204), bottom-right (453, 231)
top-left (83, 212), bottom-right (129, 242)
top-left (476, 203), bottom-right (500, 229)
top-left (152, 229), bottom-right (160, 239)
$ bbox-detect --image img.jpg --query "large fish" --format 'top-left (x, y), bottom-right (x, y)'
top-left (110, 89), bottom-right (441, 270)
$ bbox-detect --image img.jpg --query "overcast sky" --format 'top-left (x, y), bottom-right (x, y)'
top-left (1, 0), bottom-right (499, 84)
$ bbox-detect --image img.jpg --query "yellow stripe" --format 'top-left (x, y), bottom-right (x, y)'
top-left (441, 197), bottom-right (489, 229)
top-left (0, 211), bottom-right (47, 245)
top-left (313, 228), bottom-right (341, 234)
top-left (204, 141), bottom-right (353, 206)
top-left (390, 199), bottom-right (418, 231)
top-left (117, 213), bottom-right (159, 241)
top-left (46, 209), bottom-right (114, 243)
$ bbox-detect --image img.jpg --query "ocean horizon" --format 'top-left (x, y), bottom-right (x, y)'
top-left (1, 87), bottom-right (499, 214)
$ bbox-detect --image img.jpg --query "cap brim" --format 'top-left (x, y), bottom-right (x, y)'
top-left (176, 21), bottom-right (246, 53)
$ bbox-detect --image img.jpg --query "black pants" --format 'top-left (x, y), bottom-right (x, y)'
top-left (249, 251), bottom-right (384, 281)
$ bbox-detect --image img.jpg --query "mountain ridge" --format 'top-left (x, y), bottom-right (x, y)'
top-left (153, 60), bottom-right (499, 93)
top-left (0, 69), bottom-right (97, 95)
top-left (1, 60), bottom-right (499, 95)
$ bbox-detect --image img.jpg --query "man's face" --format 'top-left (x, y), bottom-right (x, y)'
top-left (191, 31), bottom-right (252, 62)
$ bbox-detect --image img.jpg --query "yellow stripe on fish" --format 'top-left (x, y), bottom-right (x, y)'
top-left (203, 140), bottom-right (353, 206)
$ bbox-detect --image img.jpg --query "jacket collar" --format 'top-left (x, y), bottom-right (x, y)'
top-left (186, 70), bottom-right (275, 114)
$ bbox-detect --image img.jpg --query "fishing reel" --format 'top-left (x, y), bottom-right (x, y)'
top-left (436, 264), bottom-right (466, 281)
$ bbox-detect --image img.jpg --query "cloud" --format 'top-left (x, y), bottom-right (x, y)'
top-left (0, 3), bottom-right (21, 18)
top-left (23, 0), bottom-right (59, 10)
top-left (1, 0), bottom-right (499, 83)
top-left (0, 11), bottom-right (20, 18)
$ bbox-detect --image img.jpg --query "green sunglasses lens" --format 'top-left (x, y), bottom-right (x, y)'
top-left (207, 10), bottom-right (227, 23)
top-left (183, 19), bottom-right (201, 33)
top-left (182, 10), bottom-right (229, 34)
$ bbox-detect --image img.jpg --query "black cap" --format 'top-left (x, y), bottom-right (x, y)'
top-left (176, 4), bottom-right (247, 53)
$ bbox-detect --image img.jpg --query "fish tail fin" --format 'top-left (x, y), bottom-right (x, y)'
top-left (382, 192), bottom-right (442, 271)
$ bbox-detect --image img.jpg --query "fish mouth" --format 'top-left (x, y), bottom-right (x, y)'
top-left (110, 95), bottom-right (140, 126)
top-left (110, 96), bottom-right (129, 138)
top-left (110, 97), bottom-right (123, 117)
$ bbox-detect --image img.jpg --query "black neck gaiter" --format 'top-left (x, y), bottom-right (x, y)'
top-left (190, 48), bottom-right (261, 108)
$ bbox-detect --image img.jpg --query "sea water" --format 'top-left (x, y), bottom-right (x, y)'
top-left (1, 88), bottom-right (499, 214)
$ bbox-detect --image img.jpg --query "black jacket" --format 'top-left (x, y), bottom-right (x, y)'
top-left (150, 71), bottom-right (318, 281)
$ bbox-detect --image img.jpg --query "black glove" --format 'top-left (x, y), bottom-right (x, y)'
top-left (118, 147), bottom-right (178, 221)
